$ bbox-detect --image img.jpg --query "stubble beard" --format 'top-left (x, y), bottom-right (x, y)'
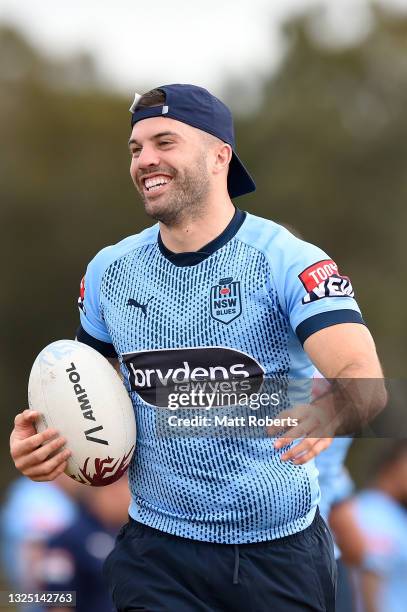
top-left (139, 152), bottom-right (211, 227)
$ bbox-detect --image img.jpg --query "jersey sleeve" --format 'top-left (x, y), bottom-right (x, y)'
top-left (270, 229), bottom-right (364, 345)
top-left (77, 247), bottom-right (117, 357)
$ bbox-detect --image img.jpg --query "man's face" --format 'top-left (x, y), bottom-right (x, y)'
top-left (129, 117), bottom-right (211, 226)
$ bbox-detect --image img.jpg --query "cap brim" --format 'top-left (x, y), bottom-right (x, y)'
top-left (227, 151), bottom-right (256, 199)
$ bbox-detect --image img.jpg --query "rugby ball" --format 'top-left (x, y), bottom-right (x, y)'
top-left (28, 339), bottom-right (136, 486)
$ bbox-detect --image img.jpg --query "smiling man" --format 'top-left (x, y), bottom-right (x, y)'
top-left (10, 84), bottom-right (386, 612)
top-left (129, 123), bottom-right (212, 225)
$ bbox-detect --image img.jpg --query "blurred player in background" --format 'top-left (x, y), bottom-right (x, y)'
top-left (0, 475), bottom-right (80, 612)
top-left (336, 441), bottom-right (407, 612)
top-left (313, 374), bottom-right (355, 612)
top-left (10, 84), bottom-right (385, 611)
top-left (35, 476), bottom-right (129, 612)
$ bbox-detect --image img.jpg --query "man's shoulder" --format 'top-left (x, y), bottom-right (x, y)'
top-left (239, 211), bottom-right (285, 239)
top-left (238, 212), bottom-right (321, 261)
top-left (355, 490), bottom-right (404, 528)
top-left (356, 490), bottom-right (404, 517)
top-left (354, 490), bottom-right (407, 544)
top-left (87, 224), bottom-right (159, 276)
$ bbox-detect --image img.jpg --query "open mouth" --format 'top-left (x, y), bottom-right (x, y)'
top-left (142, 175), bottom-right (173, 196)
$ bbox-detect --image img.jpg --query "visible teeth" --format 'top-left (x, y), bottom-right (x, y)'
top-left (144, 176), bottom-right (171, 190)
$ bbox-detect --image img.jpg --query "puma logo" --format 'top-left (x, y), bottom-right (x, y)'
top-left (127, 296), bottom-right (154, 317)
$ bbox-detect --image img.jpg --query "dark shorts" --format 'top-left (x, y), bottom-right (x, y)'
top-left (103, 509), bottom-right (337, 612)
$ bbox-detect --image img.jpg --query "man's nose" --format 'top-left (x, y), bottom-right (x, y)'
top-left (137, 145), bottom-right (160, 169)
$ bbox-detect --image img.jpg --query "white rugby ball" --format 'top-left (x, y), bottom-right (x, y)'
top-left (28, 339), bottom-right (136, 486)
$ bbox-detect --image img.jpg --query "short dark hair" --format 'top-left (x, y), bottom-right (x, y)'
top-left (135, 88), bottom-right (165, 110)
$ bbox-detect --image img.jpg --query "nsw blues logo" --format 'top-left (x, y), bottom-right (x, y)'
top-left (210, 277), bottom-right (242, 324)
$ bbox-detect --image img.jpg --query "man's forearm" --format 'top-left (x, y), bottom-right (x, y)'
top-left (313, 364), bottom-right (387, 435)
top-left (361, 571), bottom-right (381, 612)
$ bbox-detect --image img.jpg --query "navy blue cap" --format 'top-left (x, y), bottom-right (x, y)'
top-left (130, 84), bottom-right (256, 199)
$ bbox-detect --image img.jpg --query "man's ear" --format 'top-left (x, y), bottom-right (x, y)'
top-left (213, 142), bottom-right (232, 175)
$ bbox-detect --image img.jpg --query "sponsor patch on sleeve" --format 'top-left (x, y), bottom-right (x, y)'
top-left (78, 275), bottom-right (86, 313)
top-left (298, 259), bottom-right (354, 304)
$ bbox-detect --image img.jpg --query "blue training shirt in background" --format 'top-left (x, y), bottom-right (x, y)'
top-left (353, 490), bottom-right (407, 612)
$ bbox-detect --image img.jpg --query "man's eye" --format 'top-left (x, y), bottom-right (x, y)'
top-left (131, 148), bottom-right (141, 157)
top-left (159, 141), bottom-right (172, 146)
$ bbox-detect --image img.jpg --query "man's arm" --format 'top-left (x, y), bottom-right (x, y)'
top-left (304, 323), bottom-right (387, 433)
top-left (330, 497), bottom-right (382, 612)
top-left (10, 353), bottom-right (119, 482)
top-left (270, 323), bottom-right (386, 463)
top-left (329, 498), bottom-right (366, 565)
top-left (360, 572), bottom-right (381, 612)
top-left (10, 410), bottom-right (71, 481)
top-left (304, 322), bottom-right (383, 380)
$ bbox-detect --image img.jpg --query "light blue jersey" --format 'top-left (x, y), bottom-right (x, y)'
top-left (353, 490), bottom-right (407, 612)
top-left (316, 438), bottom-right (353, 523)
top-left (312, 375), bottom-right (353, 558)
top-left (78, 209), bottom-right (363, 543)
top-left (315, 437), bottom-right (353, 560)
top-left (313, 375), bottom-right (353, 525)
top-left (0, 478), bottom-right (77, 587)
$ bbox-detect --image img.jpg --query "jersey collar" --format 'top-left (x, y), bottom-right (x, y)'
top-left (157, 208), bottom-right (246, 267)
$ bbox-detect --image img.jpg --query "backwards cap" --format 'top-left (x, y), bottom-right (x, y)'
top-left (130, 84), bottom-right (256, 199)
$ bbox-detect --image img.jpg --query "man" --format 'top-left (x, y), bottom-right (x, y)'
top-left (0, 475), bottom-right (79, 612)
top-left (317, 440), bottom-right (356, 612)
top-left (10, 84), bottom-right (385, 611)
top-left (312, 374), bottom-right (356, 612)
top-left (334, 441), bottom-right (407, 612)
top-left (36, 476), bottom-right (130, 612)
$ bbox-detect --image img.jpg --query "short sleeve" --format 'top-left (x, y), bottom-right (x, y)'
top-left (271, 231), bottom-right (364, 345)
top-left (78, 248), bottom-right (113, 344)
